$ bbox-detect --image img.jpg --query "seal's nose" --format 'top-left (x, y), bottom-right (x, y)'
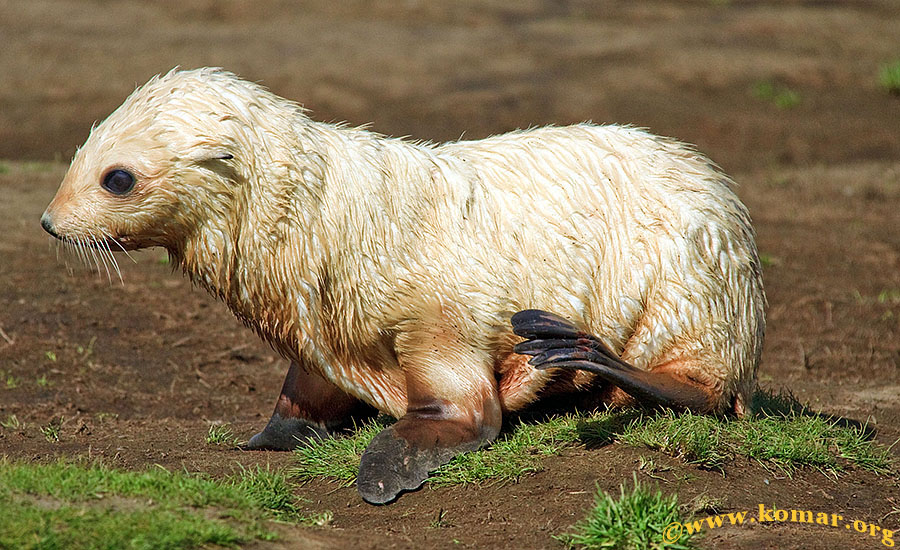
top-left (40, 212), bottom-right (59, 238)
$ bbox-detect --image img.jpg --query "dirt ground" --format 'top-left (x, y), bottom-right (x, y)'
top-left (1, 1), bottom-right (899, 549)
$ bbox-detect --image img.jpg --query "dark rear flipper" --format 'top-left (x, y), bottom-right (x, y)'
top-left (511, 309), bottom-right (715, 413)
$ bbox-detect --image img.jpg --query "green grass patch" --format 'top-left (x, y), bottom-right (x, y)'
top-left (877, 288), bottom-right (900, 304)
top-left (752, 80), bottom-right (801, 109)
top-left (291, 391), bottom-right (893, 489)
top-left (758, 253), bottom-right (780, 268)
top-left (3, 369), bottom-right (21, 389)
top-left (614, 412), bottom-right (732, 471)
top-left (1, 500), bottom-right (244, 550)
top-left (39, 419), bottom-right (63, 443)
top-left (853, 288), bottom-right (900, 306)
top-left (559, 475), bottom-right (699, 550)
top-left (206, 423), bottom-right (240, 447)
top-left (1, 414), bottom-right (21, 430)
top-left (291, 419), bottom-right (388, 486)
top-left (431, 414), bottom-right (581, 486)
top-left (879, 60), bottom-right (900, 95)
top-left (0, 460), bottom-right (310, 550)
top-left (292, 414), bottom-right (585, 486)
top-left (591, 395), bottom-right (893, 476)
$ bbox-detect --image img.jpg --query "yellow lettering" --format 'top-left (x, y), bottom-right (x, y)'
top-left (791, 510), bottom-right (813, 523)
top-left (706, 516), bottom-right (724, 529)
top-left (684, 519), bottom-right (705, 535)
top-left (727, 511), bottom-right (747, 525)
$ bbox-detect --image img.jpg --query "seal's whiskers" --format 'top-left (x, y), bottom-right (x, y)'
top-left (53, 232), bottom-right (124, 285)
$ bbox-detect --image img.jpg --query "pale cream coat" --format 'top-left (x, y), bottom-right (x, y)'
top-left (44, 68), bottom-right (765, 419)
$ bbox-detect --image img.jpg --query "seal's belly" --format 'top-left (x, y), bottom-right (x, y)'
top-left (309, 349), bottom-right (408, 418)
top-left (309, 343), bottom-right (560, 417)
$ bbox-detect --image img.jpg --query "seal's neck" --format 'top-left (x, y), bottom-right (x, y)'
top-left (168, 127), bottom-right (332, 356)
top-left (167, 121), bottom-right (429, 362)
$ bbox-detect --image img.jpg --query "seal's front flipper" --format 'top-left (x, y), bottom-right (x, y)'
top-left (511, 309), bottom-right (715, 413)
top-left (357, 391), bottom-right (501, 505)
top-left (246, 360), bottom-right (375, 451)
top-left (357, 414), bottom-right (487, 505)
top-left (357, 325), bottom-right (502, 504)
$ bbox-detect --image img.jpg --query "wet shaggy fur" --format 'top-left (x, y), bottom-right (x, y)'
top-left (43, 68), bottom-right (765, 430)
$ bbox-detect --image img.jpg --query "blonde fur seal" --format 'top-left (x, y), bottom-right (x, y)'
top-left (42, 68), bottom-right (765, 504)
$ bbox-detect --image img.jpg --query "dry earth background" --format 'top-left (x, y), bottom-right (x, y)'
top-left (1, 1), bottom-right (899, 549)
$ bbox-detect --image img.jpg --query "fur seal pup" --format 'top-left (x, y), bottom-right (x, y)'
top-left (41, 68), bottom-right (765, 504)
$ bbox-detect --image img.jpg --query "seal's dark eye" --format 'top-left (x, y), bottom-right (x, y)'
top-left (101, 169), bottom-right (135, 195)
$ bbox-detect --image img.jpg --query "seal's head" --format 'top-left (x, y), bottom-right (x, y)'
top-left (41, 68), bottom-right (262, 253)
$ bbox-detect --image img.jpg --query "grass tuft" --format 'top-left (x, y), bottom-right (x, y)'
top-left (205, 423), bottom-right (240, 447)
top-left (299, 510), bottom-right (334, 527)
top-left (752, 80), bottom-right (801, 109)
top-left (758, 253), bottom-right (780, 268)
top-left (40, 418), bottom-right (64, 442)
top-left (1, 414), bottom-right (21, 430)
top-left (431, 414), bottom-right (582, 486)
top-left (618, 411), bottom-right (731, 471)
top-left (231, 465), bottom-right (301, 520)
top-left (589, 392), bottom-right (893, 476)
top-left (750, 387), bottom-right (807, 417)
top-left (682, 493), bottom-right (725, 516)
top-left (3, 370), bottom-right (20, 389)
top-left (560, 474), bottom-right (698, 550)
top-left (732, 416), bottom-right (839, 474)
top-left (879, 60), bottom-right (900, 95)
top-left (291, 419), bottom-right (388, 486)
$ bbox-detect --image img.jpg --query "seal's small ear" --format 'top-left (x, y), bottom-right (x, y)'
top-left (188, 149), bottom-right (242, 183)
top-left (186, 148), bottom-right (235, 164)
top-left (199, 151), bottom-right (234, 162)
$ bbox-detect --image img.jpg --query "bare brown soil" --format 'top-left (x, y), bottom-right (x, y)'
top-left (1, 2), bottom-right (899, 549)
